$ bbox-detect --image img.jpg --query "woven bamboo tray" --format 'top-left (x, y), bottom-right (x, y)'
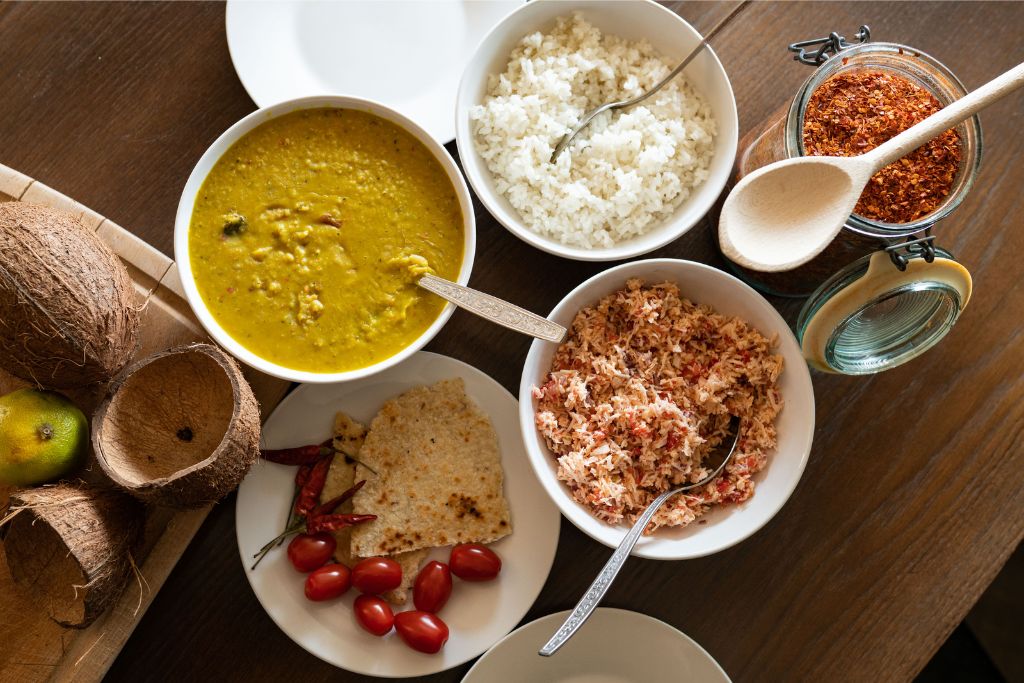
top-left (0, 164), bottom-right (291, 683)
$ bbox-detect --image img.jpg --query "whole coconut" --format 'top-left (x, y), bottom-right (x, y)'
top-left (0, 202), bottom-right (140, 388)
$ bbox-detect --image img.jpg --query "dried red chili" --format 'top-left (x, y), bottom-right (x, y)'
top-left (306, 513), bottom-right (377, 535)
top-left (802, 70), bottom-right (962, 224)
top-left (294, 455), bottom-right (332, 518)
top-left (310, 480), bottom-right (366, 518)
top-left (295, 463), bottom-right (313, 488)
top-left (261, 439), bottom-right (335, 465)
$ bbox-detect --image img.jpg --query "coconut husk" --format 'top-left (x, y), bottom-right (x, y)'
top-left (0, 202), bottom-right (140, 389)
top-left (91, 343), bottom-right (261, 508)
top-left (2, 482), bottom-right (144, 628)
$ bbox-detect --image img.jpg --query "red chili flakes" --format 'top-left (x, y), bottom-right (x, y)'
top-left (802, 70), bottom-right (962, 224)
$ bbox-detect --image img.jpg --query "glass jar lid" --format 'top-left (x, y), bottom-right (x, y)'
top-left (796, 246), bottom-right (972, 374)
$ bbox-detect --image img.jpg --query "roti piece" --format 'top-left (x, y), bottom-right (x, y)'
top-left (332, 412), bottom-right (367, 458)
top-left (321, 412), bottom-right (426, 605)
top-left (351, 378), bottom-right (512, 558)
top-left (385, 548), bottom-right (429, 606)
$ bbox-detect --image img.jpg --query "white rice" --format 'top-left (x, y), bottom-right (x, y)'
top-left (470, 13), bottom-right (717, 249)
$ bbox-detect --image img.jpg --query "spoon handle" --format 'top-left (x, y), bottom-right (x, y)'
top-left (865, 61), bottom-right (1024, 171)
top-left (417, 274), bottom-right (566, 343)
top-left (618, 1), bottom-right (749, 109)
top-left (538, 487), bottom-right (677, 657)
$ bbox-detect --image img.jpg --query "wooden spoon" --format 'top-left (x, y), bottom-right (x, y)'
top-left (719, 62), bottom-right (1024, 273)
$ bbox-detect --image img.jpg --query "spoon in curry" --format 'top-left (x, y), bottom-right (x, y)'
top-left (538, 415), bottom-right (742, 656)
top-left (719, 61), bottom-right (1024, 273)
top-left (417, 273), bottom-right (566, 343)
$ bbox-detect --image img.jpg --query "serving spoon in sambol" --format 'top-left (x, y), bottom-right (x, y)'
top-left (538, 415), bottom-right (742, 657)
top-left (719, 61), bottom-right (1024, 274)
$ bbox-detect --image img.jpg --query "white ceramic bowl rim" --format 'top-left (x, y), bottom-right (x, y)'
top-left (455, 0), bottom-right (739, 262)
top-left (174, 95), bottom-right (476, 384)
top-left (518, 258), bottom-right (816, 560)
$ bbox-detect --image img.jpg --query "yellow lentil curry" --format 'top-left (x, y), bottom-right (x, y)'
top-left (189, 108), bottom-right (464, 373)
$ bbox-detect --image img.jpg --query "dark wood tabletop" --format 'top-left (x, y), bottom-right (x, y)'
top-left (2, 2), bottom-right (1021, 681)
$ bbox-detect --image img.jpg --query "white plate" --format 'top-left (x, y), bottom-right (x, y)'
top-left (519, 259), bottom-right (815, 560)
top-left (462, 608), bottom-right (731, 682)
top-left (236, 351), bottom-right (560, 678)
top-left (226, 0), bottom-right (523, 143)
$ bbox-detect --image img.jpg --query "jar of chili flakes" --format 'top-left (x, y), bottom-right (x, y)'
top-left (719, 32), bottom-right (982, 298)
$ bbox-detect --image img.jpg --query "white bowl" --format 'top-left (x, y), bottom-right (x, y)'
top-left (518, 259), bottom-right (815, 560)
top-left (455, 0), bottom-right (738, 262)
top-left (174, 95), bottom-right (476, 384)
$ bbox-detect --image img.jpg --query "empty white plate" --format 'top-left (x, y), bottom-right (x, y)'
top-left (225, 0), bottom-right (523, 142)
top-left (463, 608), bottom-right (731, 682)
top-left (236, 351), bottom-right (560, 677)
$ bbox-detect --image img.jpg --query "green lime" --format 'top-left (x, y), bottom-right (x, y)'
top-left (0, 388), bottom-right (88, 486)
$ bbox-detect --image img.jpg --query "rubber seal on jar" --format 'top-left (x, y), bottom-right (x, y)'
top-left (798, 251), bottom-right (972, 374)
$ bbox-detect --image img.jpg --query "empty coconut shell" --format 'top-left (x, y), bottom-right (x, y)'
top-left (0, 202), bottom-right (140, 388)
top-left (3, 482), bottom-right (144, 628)
top-left (92, 343), bottom-right (261, 508)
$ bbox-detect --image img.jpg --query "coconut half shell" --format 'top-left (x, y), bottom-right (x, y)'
top-left (3, 482), bottom-right (144, 628)
top-left (0, 202), bottom-right (140, 388)
top-left (92, 343), bottom-right (261, 508)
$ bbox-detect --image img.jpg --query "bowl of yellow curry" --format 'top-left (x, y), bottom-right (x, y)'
top-left (174, 96), bottom-right (475, 383)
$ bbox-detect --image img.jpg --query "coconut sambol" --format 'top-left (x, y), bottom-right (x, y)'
top-left (188, 107), bottom-right (464, 373)
top-left (533, 279), bottom-right (784, 532)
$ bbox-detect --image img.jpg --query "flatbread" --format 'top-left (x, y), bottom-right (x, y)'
top-left (332, 412), bottom-right (366, 458)
top-left (322, 412), bottom-right (426, 605)
top-left (350, 378), bottom-right (512, 558)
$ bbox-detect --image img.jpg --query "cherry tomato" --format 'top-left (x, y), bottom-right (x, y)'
top-left (351, 557), bottom-right (402, 594)
top-left (413, 561), bottom-right (452, 613)
top-left (394, 611), bottom-right (449, 654)
top-left (304, 563), bottom-right (351, 601)
top-left (353, 595), bottom-right (394, 636)
top-left (287, 533), bottom-right (335, 573)
top-left (449, 544), bottom-right (501, 581)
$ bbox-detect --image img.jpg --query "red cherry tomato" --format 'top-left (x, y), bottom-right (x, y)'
top-left (394, 611), bottom-right (449, 654)
top-left (449, 544), bottom-right (501, 581)
top-left (287, 533), bottom-right (336, 573)
top-left (351, 557), bottom-right (402, 594)
top-left (304, 563), bottom-right (351, 601)
top-left (353, 595), bottom-right (395, 636)
top-left (413, 561), bottom-right (452, 613)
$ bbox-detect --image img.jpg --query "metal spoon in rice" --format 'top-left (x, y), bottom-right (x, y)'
top-left (538, 415), bottom-right (742, 656)
top-left (549, 2), bottom-right (749, 163)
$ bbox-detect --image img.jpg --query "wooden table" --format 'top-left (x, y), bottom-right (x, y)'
top-left (2, 2), bottom-right (1021, 681)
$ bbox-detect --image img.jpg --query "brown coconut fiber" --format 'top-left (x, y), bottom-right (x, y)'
top-left (92, 343), bottom-right (261, 508)
top-left (0, 202), bottom-right (140, 388)
top-left (2, 482), bottom-right (144, 628)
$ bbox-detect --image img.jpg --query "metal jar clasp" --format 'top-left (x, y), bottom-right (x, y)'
top-left (885, 230), bottom-right (937, 271)
top-left (788, 26), bottom-right (871, 66)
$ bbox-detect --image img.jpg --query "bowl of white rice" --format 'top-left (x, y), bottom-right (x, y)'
top-left (456, 0), bottom-right (738, 261)
top-left (518, 259), bottom-right (815, 560)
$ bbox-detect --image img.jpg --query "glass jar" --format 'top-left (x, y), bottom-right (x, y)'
top-left (796, 244), bottom-right (972, 374)
top-left (720, 40), bottom-right (983, 297)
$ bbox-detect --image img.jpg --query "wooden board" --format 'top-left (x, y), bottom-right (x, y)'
top-left (0, 164), bottom-right (291, 683)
